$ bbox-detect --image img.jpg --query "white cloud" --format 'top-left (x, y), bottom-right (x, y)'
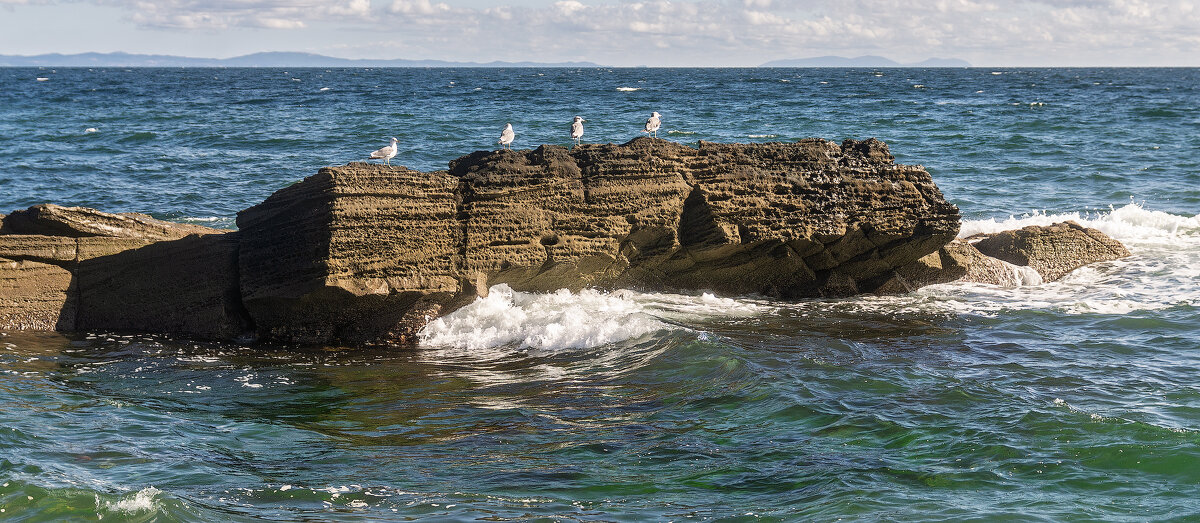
top-left (389, 0), bottom-right (451, 15)
top-left (106, 0), bottom-right (377, 29)
top-left (8, 0), bottom-right (1199, 65)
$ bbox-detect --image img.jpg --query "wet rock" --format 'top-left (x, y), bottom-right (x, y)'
top-left (972, 221), bottom-right (1130, 282)
top-left (893, 239), bottom-right (1041, 290)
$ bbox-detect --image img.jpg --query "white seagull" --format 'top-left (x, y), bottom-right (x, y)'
top-left (643, 111), bottom-right (661, 138)
top-left (369, 137), bottom-right (399, 165)
top-left (498, 123), bottom-right (515, 149)
top-left (570, 116), bottom-right (585, 146)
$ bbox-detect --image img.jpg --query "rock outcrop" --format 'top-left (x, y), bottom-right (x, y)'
top-left (1, 203), bottom-right (217, 240)
top-left (895, 239), bottom-right (1041, 289)
top-left (236, 163), bottom-right (461, 345)
top-left (0, 206), bottom-right (250, 338)
top-left (21, 138), bottom-right (1146, 346)
top-left (235, 137), bottom-right (961, 344)
top-left (895, 221), bottom-right (1130, 289)
top-left (971, 221), bottom-right (1131, 282)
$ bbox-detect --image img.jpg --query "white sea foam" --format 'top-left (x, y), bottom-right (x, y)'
top-left (748, 134), bottom-right (778, 138)
top-left (425, 204), bottom-right (1198, 351)
top-left (958, 202), bottom-right (1200, 244)
top-left (419, 285), bottom-right (664, 352)
top-left (101, 487), bottom-right (161, 514)
top-left (418, 284), bottom-right (767, 352)
top-left (927, 202), bottom-right (1200, 315)
top-left (84, 127), bottom-right (99, 133)
top-left (616, 87), bottom-right (641, 91)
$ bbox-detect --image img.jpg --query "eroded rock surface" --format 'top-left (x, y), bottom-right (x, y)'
top-left (237, 137), bottom-right (961, 345)
top-left (895, 239), bottom-right (1041, 290)
top-left (14, 139), bottom-right (1131, 347)
top-left (237, 163), bottom-right (460, 345)
top-left (894, 221), bottom-right (1130, 289)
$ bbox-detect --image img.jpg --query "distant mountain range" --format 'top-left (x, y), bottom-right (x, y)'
top-left (0, 51), bottom-right (601, 68)
top-left (761, 55), bottom-right (971, 67)
top-left (0, 51), bottom-right (971, 68)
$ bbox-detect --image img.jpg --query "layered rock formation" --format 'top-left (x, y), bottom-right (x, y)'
top-left (6, 137), bottom-right (1134, 347)
top-left (0, 204), bottom-right (250, 338)
top-left (235, 137), bottom-right (961, 344)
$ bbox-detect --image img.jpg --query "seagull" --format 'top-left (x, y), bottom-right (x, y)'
top-left (643, 111), bottom-right (661, 138)
top-left (570, 116), bottom-right (585, 146)
top-left (498, 123), bottom-right (515, 149)
top-left (369, 137), bottom-right (399, 165)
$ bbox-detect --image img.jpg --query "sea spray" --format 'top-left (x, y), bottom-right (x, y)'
top-left (418, 285), bottom-right (769, 352)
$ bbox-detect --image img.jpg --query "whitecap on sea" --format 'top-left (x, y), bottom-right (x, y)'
top-left (418, 284), bottom-right (766, 353)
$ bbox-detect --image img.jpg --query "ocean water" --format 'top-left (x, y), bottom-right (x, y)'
top-left (1, 67), bottom-right (1199, 520)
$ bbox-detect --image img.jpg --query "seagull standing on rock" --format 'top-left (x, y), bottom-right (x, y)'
top-left (369, 137), bottom-right (399, 166)
top-left (570, 116), bottom-right (585, 146)
top-left (498, 123), bottom-right (515, 149)
top-left (643, 111), bottom-right (661, 138)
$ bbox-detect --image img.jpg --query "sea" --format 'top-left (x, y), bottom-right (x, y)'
top-left (1, 67), bottom-right (1198, 521)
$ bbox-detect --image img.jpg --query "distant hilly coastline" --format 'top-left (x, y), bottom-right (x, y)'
top-left (0, 51), bottom-right (971, 68)
top-left (0, 51), bottom-right (601, 68)
top-left (761, 55), bottom-right (971, 67)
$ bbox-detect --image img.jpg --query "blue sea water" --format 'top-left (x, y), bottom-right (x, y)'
top-left (1, 67), bottom-right (1199, 520)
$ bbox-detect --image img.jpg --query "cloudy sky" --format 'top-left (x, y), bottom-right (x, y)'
top-left (0, 0), bottom-right (1197, 66)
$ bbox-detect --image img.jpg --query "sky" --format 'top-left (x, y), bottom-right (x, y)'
top-left (0, 0), bottom-right (1197, 66)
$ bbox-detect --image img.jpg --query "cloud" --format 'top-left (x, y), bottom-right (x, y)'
top-left (12, 0), bottom-right (1199, 64)
top-left (101, 0), bottom-right (374, 29)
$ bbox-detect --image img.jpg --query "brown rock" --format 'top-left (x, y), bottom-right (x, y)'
top-left (74, 233), bottom-right (251, 340)
top-left (238, 138), bottom-right (961, 345)
top-left (894, 239), bottom-right (1038, 289)
top-left (972, 221), bottom-right (1130, 282)
top-left (0, 205), bottom-right (243, 339)
top-left (237, 163), bottom-right (462, 345)
top-left (0, 257), bottom-right (76, 331)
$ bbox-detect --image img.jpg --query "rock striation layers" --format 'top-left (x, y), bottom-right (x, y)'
top-left (1, 137), bottom-right (1126, 346)
top-left (0, 204), bottom-right (251, 338)
top-left (234, 137), bottom-right (961, 344)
